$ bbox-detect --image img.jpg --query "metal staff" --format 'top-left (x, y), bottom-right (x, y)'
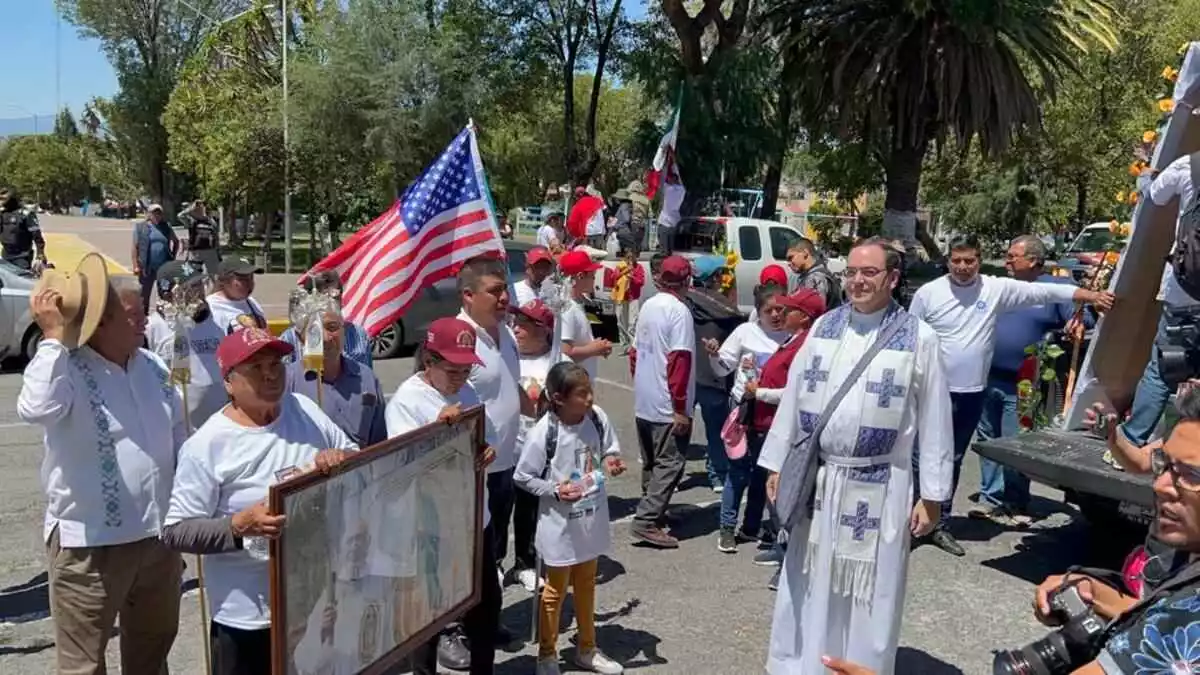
top-left (167, 304), bottom-right (212, 675)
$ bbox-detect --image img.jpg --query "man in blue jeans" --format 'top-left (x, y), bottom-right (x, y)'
top-left (971, 235), bottom-right (1091, 526)
top-left (909, 234), bottom-right (1111, 556)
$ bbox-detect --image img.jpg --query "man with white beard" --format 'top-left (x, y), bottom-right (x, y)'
top-left (758, 237), bottom-right (954, 674)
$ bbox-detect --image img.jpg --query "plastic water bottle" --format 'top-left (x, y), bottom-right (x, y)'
top-left (244, 536), bottom-right (270, 561)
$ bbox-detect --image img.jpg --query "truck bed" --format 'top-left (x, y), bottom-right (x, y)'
top-left (972, 431), bottom-right (1154, 509)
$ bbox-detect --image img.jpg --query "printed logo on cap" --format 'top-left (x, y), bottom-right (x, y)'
top-left (457, 329), bottom-right (476, 348)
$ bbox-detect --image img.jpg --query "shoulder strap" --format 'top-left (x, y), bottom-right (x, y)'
top-left (589, 408), bottom-right (606, 441)
top-left (1102, 558), bottom-right (1200, 640)
top-left (540, 417), bottom-right (559, 479)
top-left (808, 308), bottom-right (913, 452)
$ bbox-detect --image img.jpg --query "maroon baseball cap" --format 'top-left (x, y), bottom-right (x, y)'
top-left (424, 318), bottom-right (484, 366)
top-left (527, 246), bottom-right (553, 266)
top-left (558, 249), bottom-right (601, 277)
top-left (510, 299), bottom-right (555, 329)
top-left (660, 255), bottom-right (692, 284)
top-left (216, 327), bottom-right (295, 378)
top-left (777, 287), bottom-right (827, 319)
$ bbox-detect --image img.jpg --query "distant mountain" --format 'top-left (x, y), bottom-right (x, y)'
top-left (0, 116), bottom-right (55, 139)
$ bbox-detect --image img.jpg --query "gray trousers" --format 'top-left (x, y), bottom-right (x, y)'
top-left (632, 417), bottom-right (690, 528)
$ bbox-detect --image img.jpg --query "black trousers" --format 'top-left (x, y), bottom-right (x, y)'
top-left (487, 469), bottom-right (515, 564)
top-left (411, 524), bottom-right (503, 675)
top-left (511, 486), bottom-right (539, 571)
top-left (210, 622), bottom-right (270, 675)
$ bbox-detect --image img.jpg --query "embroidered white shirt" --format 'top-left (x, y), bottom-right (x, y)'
top-left (457, 310), bottom-right (522, 473)
top-left (18, 340), bottom-right (185, 548)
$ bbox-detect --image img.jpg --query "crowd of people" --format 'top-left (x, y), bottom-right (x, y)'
top-left (20, 151), bottom-right (1200, 675)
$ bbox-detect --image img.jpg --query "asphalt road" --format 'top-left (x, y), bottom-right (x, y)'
top-left (0, 344), bottom-right (1136, 675)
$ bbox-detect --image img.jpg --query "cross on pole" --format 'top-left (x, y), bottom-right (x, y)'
top-left (866, 368), bottom-right (906, 409)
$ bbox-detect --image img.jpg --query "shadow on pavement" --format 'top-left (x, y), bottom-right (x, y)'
top-left (657, 501), bottom-right (720, 543)
top-left (0, 571), bottom-right (49, 624)
top-left (980, 517), bottom-right (1133, 586)
top-left (595, 555), bottom-right (627, 586)
top-left (896, 646), bottom-right (965, 674)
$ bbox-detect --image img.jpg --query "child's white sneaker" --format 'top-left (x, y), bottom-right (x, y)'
top-left (536, 657), bottom-right (562, 675)
top-left (516, 568), bottom-right (542, 593)
top-left (575, 648), bottom-right (624, 674)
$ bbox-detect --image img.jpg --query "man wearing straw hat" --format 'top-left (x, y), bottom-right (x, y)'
top-left (17, 253), bottom-right (186, 675)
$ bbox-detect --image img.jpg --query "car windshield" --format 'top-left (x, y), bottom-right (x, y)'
top-left (1069, 228), bottom-right (1118, 254)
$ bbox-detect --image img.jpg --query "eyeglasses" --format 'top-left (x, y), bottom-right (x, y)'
top-left (842, 267), bottom-right (885, 279)
top-left (1152, 446), bottom-right (1200, 492)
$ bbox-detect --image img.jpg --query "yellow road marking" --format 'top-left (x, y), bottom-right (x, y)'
top-left (43, 233), bottom-right (129, 274)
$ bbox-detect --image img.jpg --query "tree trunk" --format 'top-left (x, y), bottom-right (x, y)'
top-left (760, 83), bottom-right (794, 222)
top-left (1075, 177), bottom-right (1088, 232)
top-left (882, 139), bottom-right (940, 260)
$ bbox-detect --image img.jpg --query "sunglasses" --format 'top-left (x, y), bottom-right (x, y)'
top-left (1152, 446), bottom-right (1200, 492)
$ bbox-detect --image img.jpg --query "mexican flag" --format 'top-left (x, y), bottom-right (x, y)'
top-left (645, 89), bottom-right (683, 200)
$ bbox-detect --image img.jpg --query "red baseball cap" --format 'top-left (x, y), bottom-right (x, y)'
top-left (760, 264), bottom-right (789, 287)
top-left (216, 327), bottom-right (295, 378)
top-left (424, 317), bottom-right (484, 366)
top-left (510, 299), bottom-right (555, 329)
top-left (558, 249), bottom-right (601, 277)
top-left (527, 246), bottom-right (553, 266)
top-left (777, 287), bottom-right (827, 319)
top-left (659, 255), bottom-right (692, 284)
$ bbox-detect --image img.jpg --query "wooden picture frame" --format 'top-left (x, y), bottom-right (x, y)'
top-left (268, 405), bottom-right (486, 675)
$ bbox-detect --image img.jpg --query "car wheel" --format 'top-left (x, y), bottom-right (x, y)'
top-left (22, 325), bottom-right (43, 362)
top-left (371, 321), bottom-right (403, 360)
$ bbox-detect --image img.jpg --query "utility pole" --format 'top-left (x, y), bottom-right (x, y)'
top-left (282, 0), bottom-right (292, 274)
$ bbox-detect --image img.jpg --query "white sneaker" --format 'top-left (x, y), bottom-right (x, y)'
top-left (575, 648), bottom-right (624, 674)
top-left (497, 565), bottom-right (506, 588)
top-left (536, 657), bottom-right (562, 675)
top-left (516, 568), bottom-right (542, 593)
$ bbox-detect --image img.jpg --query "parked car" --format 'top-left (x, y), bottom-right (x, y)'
top-left (1051, 221), bottom-right (1124, 284)
top-left (370, 240), bottom-right (534, 359)
top-left (0, 260), bottom-right (39, 362)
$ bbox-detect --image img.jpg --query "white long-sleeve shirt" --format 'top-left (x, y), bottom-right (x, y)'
top-left (907, 275), bottom-right (1079, 393)
top-left (1150, 154), bottom-right (1200, 307)
top-left (18, 340), bottom-right (186, 548)
top-left (709, 321), bottom-right (789, 403)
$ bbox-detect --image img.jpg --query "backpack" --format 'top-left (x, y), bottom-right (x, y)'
top-left (540, 409), bottom-right (607, 479)
top-left (1169, 152), bottom-right (1200, 300)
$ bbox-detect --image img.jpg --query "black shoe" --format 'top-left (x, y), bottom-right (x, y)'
top-left (717, 527), bottom-right (737, 553)
top-left (767, 567), bottom-right (780, 591)
top-left (438, 629), bottom-right (471, 671)
top-left (931, 528), bottom-right (965, 557)
top-left (753, 546), bottom-right (784, 567)
top-left (734, 529), bottom-right (759, 544)
top-left (495, 623), bottom-right (519, 648)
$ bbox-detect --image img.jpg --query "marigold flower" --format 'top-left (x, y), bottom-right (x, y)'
top-left (1144, 130), bottom-right (1158, 144)
top-left (1115, 190), bottom-right (1127, 204)
top-left (1164, 65), bottom-right (1180, 81)
top-left (1120, 224), bottom-right (1131, 237)
top-left (1129, 161), bottom-right (1146, 177)
top-left (1129, 192), bottom-right (1140, 206)
top-left (1109, 219), bottom-right (1121, 233)
top-left (1105, 251), bottom-right (1121, 265)
top-left (1159, 98), bottom-right (1176, 113)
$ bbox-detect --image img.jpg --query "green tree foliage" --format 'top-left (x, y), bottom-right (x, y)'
top-left (769, 0), bottom-right (1119, 257)
top-left (0, 136), bottom-right (91, 209)
top-left (54, 109), bottom-right (80, 140)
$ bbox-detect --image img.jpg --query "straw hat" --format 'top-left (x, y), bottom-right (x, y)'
top-left (32, 253), bottom-right (110, 348)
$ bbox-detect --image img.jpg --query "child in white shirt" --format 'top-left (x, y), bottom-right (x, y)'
top-left (514, 362), bottom-right (627, 675)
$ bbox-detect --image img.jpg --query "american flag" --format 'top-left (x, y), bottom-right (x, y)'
top-left (305, 126), bottom-right (503, 337)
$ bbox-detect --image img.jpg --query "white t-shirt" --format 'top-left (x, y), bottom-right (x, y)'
top-left (1150, 154), bottom-right (1200, 307)
top-left (586, 210), bottom-right (605, 236)
top-left (908, 275), bottom-right (1079, 393)
top-left (148, 311), bottom-right (228, 427)
top-left (457, 311), bottom-right (523, 473)
top-left (537, 225), bottom-right (560, 249)
top-left (711, 321), bottom-right (789, 403)
top-left (513, 279), bottom-right (540, 307)
top-left (517, 350), bottom-right (567, 450)
top-left (633, 292), bottom-right (696, 423)
top-left (385, 373), bottom-right (494, 527)
top-left (513, 407), bottom-right (619, 567)
top-left (165, 393), bottom-right (358, 630)
top-left (561, 302), bottom-right (598, 380)
top-left (206, 292), bottom-right (268, 335)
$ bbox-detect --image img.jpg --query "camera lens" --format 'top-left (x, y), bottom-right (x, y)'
top-left (993, 633), bottom-right (1073, 675)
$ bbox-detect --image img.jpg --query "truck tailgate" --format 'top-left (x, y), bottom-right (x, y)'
top-left (972, 431), bottom-right (1154, 508)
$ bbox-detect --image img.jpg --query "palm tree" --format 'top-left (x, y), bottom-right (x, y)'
top-left (768, 0), bottom-right (1118, 256)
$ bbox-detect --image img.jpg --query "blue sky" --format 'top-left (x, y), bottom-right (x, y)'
top-left (1, 3), bottom-right (118, 120)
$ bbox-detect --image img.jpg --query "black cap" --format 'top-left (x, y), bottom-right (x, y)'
top-left (156, 260), bottom-right (207, 284)
top-left (217, 258), bottom-right (264, 277)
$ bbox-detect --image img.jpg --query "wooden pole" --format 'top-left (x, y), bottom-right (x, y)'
top-left (177, 367), bottom-right (212, 675)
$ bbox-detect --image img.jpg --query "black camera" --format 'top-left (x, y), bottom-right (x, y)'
top-left (992, 584), bottom-right (1107, 675)
top-left (1158, 305), bottom-right (1200, 390)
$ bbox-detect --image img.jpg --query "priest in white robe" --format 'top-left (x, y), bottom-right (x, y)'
top-left (758, 238), bottom-right (954, 675)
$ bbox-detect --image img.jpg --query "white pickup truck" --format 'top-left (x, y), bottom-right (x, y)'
top-left (591, 216), bottom-right (809, 316)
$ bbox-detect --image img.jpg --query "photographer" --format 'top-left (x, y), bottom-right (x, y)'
top-left (1014, 386), bottom-right (1200, 674)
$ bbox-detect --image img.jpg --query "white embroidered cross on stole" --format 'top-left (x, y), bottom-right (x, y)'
top-left (796, 304), bottom-right (918, 604)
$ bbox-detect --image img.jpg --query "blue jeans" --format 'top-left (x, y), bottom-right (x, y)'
top-left (976, 379), bottom-right (1030, 509)
top-left (915, 390), bottom-right (987, 528)
top-left (1119, 313), bottom-right (1172, 447)
top-left (720, 430), bottom-right (768, 534)
top-left (695, 385), bottom-right (730, 486)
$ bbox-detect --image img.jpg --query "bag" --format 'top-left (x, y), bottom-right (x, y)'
top-left (774, 310), bottom-right (914, 532)
top-left (1169, 152), bottom-right (1200, 300)
top-left (720, 407), bottom-right (747, 460)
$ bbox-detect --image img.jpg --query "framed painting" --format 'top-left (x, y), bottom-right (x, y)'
top-left (268, 405), bottom-right (485, 675)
